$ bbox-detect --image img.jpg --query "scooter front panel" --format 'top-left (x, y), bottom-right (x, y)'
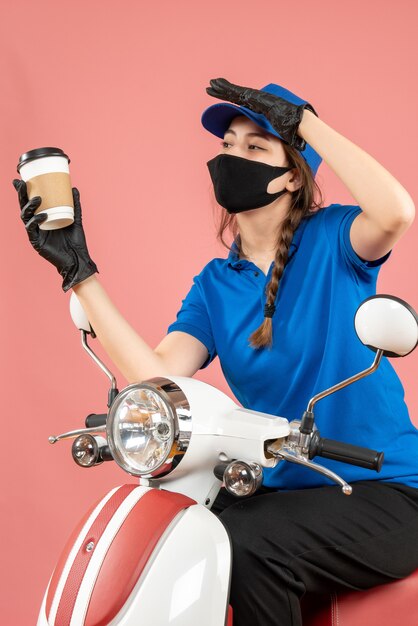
top-left (39, 485), bottom-right (197, 626)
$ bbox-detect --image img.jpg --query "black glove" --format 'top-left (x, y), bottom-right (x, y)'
top-left (206, 77), bottom-right (319, 151)
top-left (13, 179), bottom-right (99, 293)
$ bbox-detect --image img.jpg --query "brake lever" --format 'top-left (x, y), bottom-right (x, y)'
top-left (49, 425), bottom-right (106, 444)
top-left (267, 440), bottom-right (352, 495)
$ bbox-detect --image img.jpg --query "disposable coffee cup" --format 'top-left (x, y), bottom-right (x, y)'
top-left (17, 147), bottom-right (74, 230)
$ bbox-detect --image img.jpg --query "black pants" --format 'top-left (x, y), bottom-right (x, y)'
top-left (211, 480), bottom-right (418, 626)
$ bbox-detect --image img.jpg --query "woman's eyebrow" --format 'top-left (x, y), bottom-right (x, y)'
top-left (224, 129), bottom-right (271, 142)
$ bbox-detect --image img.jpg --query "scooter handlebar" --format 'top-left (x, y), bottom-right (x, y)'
top-left (85, 413), bottom-right (108, 428)
top-left (309, 431), bottom-right (384, 472)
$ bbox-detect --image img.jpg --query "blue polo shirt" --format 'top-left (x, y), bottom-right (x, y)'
top-left (167, 204), bottom-right (418, 489)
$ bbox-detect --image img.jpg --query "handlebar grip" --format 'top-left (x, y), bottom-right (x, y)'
top-left (309, 433), bottom-right (384, 472)
top-left (85, 413), bottom-right (108, 428)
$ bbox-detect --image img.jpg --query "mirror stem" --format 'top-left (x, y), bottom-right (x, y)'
top-left (81, 330), bottom-right (119, 408)
top-left (307, 349), bottom-right (383, 412)
top-left (299, 349), bottom-right (383, 439)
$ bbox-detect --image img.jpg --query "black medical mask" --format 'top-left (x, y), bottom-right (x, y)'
top-left (206, 153), bottom-right (293, 214)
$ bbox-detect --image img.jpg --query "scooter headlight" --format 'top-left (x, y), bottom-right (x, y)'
top-left (107, 378), bottom-right (191, 478)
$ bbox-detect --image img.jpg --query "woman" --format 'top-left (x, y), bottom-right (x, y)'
top-left (13, 77), bottom-right (418, 626)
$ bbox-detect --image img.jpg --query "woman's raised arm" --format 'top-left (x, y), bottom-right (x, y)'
top-left (298, 109), bottom-right (415, 261)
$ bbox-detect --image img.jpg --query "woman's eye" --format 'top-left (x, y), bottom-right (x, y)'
top-left (220, 141), bottom-right (264, 150)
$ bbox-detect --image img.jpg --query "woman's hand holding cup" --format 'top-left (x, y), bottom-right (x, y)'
top-left (13, 179), bottom-right (99, 292)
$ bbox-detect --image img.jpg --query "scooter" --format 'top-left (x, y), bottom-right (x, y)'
top-left (37, 292), bottom-right (418, 626)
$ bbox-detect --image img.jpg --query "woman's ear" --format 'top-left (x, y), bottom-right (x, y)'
top-left (286, 168), bottom-right (303, 192)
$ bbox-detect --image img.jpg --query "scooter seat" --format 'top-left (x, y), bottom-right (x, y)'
top-left (301, 567), bottom-right (418, 626)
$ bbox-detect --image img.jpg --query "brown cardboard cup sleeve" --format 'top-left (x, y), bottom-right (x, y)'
top-left (26, 172), bottom-right (74, 213)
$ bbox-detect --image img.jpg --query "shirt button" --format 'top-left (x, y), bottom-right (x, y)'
top-left (254, 271), bottom-right (259, 277)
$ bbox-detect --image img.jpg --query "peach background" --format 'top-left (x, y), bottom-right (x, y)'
top-left (1, 0), bottom-right (418, 623)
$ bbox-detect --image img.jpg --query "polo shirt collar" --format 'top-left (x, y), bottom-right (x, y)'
top-left (227, 215), bottom-right (309, 271)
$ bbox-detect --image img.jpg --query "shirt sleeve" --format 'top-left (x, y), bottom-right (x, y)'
top-left (166, 272), bottom-right (217, 370)
top-left (323, 204), bottom-right (392, 281)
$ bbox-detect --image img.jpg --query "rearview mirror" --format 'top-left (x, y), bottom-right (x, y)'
top-left (354, 295), bottom-right (418, 358)
top-left (69, 292), bottom-right (95, 336)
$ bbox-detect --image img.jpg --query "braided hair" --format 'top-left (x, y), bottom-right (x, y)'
top-left (212, 142), bottom-right (324, 350)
